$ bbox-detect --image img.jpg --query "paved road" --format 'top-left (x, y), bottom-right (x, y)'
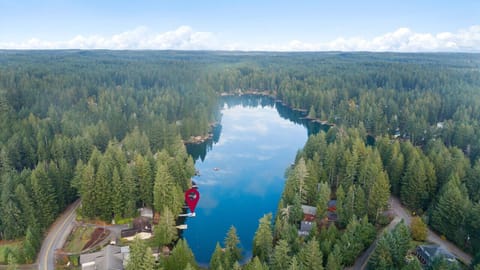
top-left (37, 200), bottom-right (81, 270)
top-left (349, 196), bottom-right (472, 270)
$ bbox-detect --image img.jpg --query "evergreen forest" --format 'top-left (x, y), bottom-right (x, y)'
top-left (0, 50), bottom-right (479, 269)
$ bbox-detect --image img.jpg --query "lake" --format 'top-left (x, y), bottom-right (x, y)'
top-left (184, 96), bottom-right (323, 265)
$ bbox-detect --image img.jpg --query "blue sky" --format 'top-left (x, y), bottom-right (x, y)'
top-left (1, 0), bottom-right (479, 51)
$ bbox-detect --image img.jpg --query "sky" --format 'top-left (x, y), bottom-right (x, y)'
top-left (0, 0), bottom-right (479, 51)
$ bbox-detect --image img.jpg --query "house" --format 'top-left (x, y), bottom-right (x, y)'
top-left (121, 216), bottom-right (152, 240)
top-left (415, 244), bottom-right (457, 267)
top-left (140, 207), bottom-right (153, 219)
top-left (298, 205), bottom-right (317, 236)
top-left (301, 205), bottom-right (317, 222)
top-left (298, 221), bottom-right (314, 236)
top-left (394, 128), bottom-right (401, 139)
top-left (80, 244), bottom-right (130, 270)
top-left (327, 200), bottom-right (336, 212)
top-left (133, 216), bottom-right (152, 232)
top-left (327, 200), bottom-right (337, 222)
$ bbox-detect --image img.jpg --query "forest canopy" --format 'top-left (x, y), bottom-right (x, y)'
top-left (0, 50), bottom-right (479, 267)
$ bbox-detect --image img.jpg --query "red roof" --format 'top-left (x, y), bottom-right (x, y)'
top-left (304, 214), bottom-right (316, 222)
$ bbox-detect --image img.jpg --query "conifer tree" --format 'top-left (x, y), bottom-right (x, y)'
top-left (326, 247), bottom-right (342, 270)
top-left (316, 182), bottom-right (331, 218)
top-left (184, 263), bottom-right (194, 270)
top-left (353, 185), bottom-right (367, 219)
top-left (297, 237), bottom-right (323, 270)
top-left (232, 261), bottom-right (241, 270)
top-left (225, 226), bottom-right (242, 266)
top-left (153, 162), bottom-right (183, 217)
top-left (338, 185), bottom-right (355, 227)
top-left (387, 141), bottom-right (404, 196)
top-left (245, 256), bottom-right (269, 270)
top-left (153, 206), bottom-right (178, 248)
top-left (401, 153), bottom-right (428, 210)
top-left (335, 185), bottom-right (347, 227)
top-left (78, 163), bottom-right (96, 219)
top-left (142, 247), bottom-right (156, 270)
top-left (111, 167), bottom-right (125, 220)
top-left (288, 256), bottom-right (300, 270)
top-left (305, 159), bottom-right (320, 205)
top-left (367, 170), bottom-right (390, 223)
top-left (123, 165), bottom-right (137, 217)
top-left (294, 158), bottom-right (309, 203)
top-left (22, 226), bottom-right (40, 263)
top-left (368, 235), bottom-right (394, 270)
top-left (270, 239), bottom-right (290, 270)
top-left (391, 221), bottom-right (411, 268)
top-left (164, 239), bottom-right (197, 270)
top-left (431, 176), bottom-right (470, 244)
top-left (307, 105), bottom-right (316, 119)
top-left (253, 213), bottom-right (273, 263)
top-left (0, 177), bottom-right (24, 239)
top-left (30, 163), bottom-right (58, 229)
top-left (126, 237), bottom-right (156, 270)
top-left (135, 154), bottom-right (153, 207)
top-left (95, 158), bottom-right (112, 221)
top-left (210, 242), bottom-right (225, 270)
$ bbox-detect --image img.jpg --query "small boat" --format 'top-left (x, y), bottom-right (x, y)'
top-left (176, 224), bottom-right (188, 230)
top-left (213, 167), bottom-right (220, 171)
top-left (178, 212), bottom-right (196, 217)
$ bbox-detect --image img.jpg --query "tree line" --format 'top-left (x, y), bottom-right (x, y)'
top-left (1, 51), bottom-right (479, 268)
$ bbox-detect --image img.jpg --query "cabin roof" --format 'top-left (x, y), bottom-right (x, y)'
top-left (301, 205), bottom-right (317, 216)
top-left (298, 221), bottom-right (314, 236)
top-left (80, 245), bottom-right (130, 270)
top-left (416, 245), bottom-right (456, 264)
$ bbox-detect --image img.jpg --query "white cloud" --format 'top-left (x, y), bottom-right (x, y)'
top-left (258, 25), bottom-right (480, 52)
top-left (0, 25), bottom-right (216, 50)
top-left (1, 25), bottom-right (479, 51)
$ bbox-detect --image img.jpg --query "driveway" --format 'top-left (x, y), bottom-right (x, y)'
top-left (347, 216), bottom-right (402, 270)
top-left (389, 197), bottom-right (472, 265)
top-left (349, 196), bottom-right (472, 270)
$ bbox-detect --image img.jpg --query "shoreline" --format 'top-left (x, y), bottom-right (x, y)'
top-left (184, 90), bottom-right (335, 145)
top-left (183, 122), bottom-right (220, 144)
top-left (221, 90), bottom-right (334, 125)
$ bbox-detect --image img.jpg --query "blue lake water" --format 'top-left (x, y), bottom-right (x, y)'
top-left (184, 99), bottom-right (313, 265)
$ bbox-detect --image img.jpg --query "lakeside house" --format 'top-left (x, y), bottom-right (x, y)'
top-left (298, 221), bottom-right (314, 236)
top-left (298, 205), bottom-right (317, 236)
top-left (298, 200), bottom-right (338, 236)
top-left (301, 205), bottom-right (317, 221)
top-left (121, 207), bottom-right (154, 240)
top-left (121, 216), bottom-right (153, 240)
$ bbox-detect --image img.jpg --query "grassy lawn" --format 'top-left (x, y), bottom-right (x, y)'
top-left (0, 240), bottom-right (22, 264)
top-left (63, 226), bottom-right (95, 253)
